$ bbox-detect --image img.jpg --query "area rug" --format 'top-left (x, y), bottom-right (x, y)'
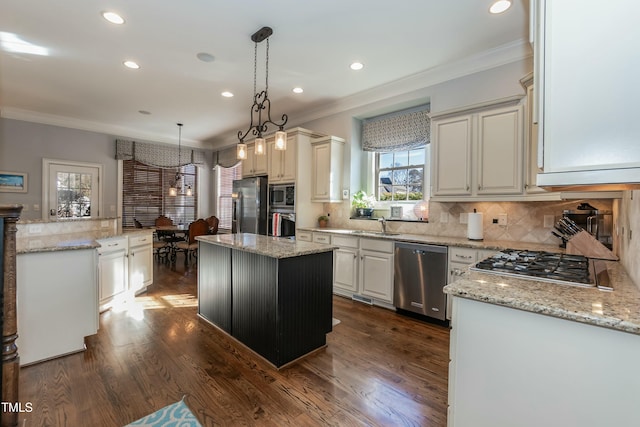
top-left (126, 398), bottom-right (201, 426)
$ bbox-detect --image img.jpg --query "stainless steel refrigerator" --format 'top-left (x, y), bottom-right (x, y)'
top-left (232, 177), bottom-right (268, 235)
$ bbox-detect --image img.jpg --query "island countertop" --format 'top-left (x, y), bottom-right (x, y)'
top-left (197, 233), bottom-right (337, 259)
top-left (444, 260), bottom-right (640, 335)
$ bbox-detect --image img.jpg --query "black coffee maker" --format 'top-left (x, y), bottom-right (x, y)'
top-left (562, 203), bottom-right (613, 249)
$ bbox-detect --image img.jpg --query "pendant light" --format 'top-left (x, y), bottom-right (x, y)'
top-left (237, 26), bottom-right (288, 159)
top-left (169, 123), bottom-right (193, 196)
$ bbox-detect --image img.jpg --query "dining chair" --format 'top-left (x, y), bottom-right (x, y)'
top-left (175, 219), bottom-right (209, 265)
top-left (206, 216), bottom-right (219, 235)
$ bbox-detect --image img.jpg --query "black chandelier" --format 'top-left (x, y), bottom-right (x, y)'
top-left (237, 26), bottom-right (288, 160)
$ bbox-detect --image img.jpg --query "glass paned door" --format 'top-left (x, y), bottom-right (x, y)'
top-left (47, 163), bottom-right (100, 219)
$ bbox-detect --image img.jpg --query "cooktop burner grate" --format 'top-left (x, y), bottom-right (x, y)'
top-left (472, 249), bottom-right (593, 286)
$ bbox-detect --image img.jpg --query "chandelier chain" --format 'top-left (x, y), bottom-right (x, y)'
top-left (253, 42), bottom-right (257, 97)
top-left (265, 38), bottom-right (269, 94)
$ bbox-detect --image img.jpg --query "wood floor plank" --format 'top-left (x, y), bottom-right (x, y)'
top-left (18, 260), bottom-right (449, 426)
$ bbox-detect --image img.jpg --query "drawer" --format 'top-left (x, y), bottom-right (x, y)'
top-left (129, 233), bottom-right (153, 247)
top-left (296, 231), bottom-right (312, 242)
top-left (97, 236), bottom-right (128, 254)
top-left (449, 261), bottom-right (471, 283)
top-left (331, 235), bottom-right (358, 248)
top-left (312, 233), bottom-right (331, 244)
top-left (448, 247), bottom-right (477, 264)
top-left (360, 238), bottom-right (394, 253)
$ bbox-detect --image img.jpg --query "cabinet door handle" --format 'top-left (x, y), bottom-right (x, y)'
top-left (466, 186), bottom-right (470, 191)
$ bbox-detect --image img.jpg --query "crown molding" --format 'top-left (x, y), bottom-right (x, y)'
top-left (0, 108), bottom-right (207, 149)
top-left (212, 39), bottom-right (532, 148)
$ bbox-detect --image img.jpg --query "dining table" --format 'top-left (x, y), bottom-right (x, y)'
top-left (155, 224), bottom-right (189, 262)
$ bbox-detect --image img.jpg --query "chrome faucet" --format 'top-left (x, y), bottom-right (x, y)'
top-left (378, 216), bottom-right (387, 233)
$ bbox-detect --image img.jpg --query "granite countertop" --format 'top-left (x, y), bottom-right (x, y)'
top-left (299, 227), bottom-right (561, 253)
top-left (17, 228), bottom-right (154, 254)
top-left (444, 261), bottom-right (640, 335)
top-left (197, 233), bottom-right (338, 259)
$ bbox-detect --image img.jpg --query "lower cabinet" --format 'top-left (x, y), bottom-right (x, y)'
top-left (447, 246), bottom-right (496, 320)
top-left (97, 236), bottom-right (128, 311)
top-left (330, 234), bottom-right (394, 308)
top-left (97, 232), bottom-right (154, 312)
top-left (128, 232), bottom-right (153, 295)
top-left (359, 238), bottom-right (394, 303)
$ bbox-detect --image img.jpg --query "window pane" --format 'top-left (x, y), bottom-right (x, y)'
top-left (393, 151), bottom-right (408, 167)
top-left (56, 171), bottom-right (92, 218)
top-left (378, 171), bottom-right (392, 200)
top-left (392, 169), bottom-right (407, 185)
top-left (409, 148), bottom-right (425, 166)
top-left (379, 152), bottom-right (394, 169)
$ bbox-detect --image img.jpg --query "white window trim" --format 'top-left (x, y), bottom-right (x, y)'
top-left (42, 158), bottom-right (104, 221)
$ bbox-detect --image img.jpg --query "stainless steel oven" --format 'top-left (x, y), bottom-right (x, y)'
top-left (269, 184), bottom-right (295, 208)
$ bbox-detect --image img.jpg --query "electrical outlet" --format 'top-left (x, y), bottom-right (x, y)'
top-left (459, 213), bottom-right (468, 224)
top-left (440, 212), bottom-right (449, 223)
top-left (33, 204), bottom-right (40, 211)
top-left (498, 213), bottom-right (508, 226)
top-left (543, 215), bottom-right (555, 228)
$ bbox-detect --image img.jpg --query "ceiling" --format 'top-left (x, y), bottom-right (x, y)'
top-left (0, 1), bottom-right (529, 149)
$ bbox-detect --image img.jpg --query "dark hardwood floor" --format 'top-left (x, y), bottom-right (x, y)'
top-left (18, 259), bottom-right (450, 426)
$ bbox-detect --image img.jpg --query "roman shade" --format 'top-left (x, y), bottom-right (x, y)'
top-left (361, 105), bottom-right (430, 152)
top-left (116, 139), bottom-right (206, 168)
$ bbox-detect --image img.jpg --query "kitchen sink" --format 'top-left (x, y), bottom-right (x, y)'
top-left (349, 230), bottom-right (400, 236)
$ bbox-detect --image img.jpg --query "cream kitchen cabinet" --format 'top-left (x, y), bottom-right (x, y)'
top-left (268, 135), bottom-right (297, 183)
top-left (431, 98), bottom-right (524, 201)
top-left (128, 232), bottom-right (153, 295)
top-left (532, 0), bottom-right (640, 187)
top-left (311, 136), bottom-right (344, 203)
top-left (446, 246), bottom-right (495, 320)
top-left (330, 234), bottom-right (394, 308)
top-left (97, 236), bottom-right (129, 311)
top-left (242, 142), bottom-right (268, 177)
top-left (332, 235), bottom-right (359, 295)
top-left (359, 238), bottom-right (394, 304)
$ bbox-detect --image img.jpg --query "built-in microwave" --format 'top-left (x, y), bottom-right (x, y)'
top-left (269, 184), bottom-right (295, 207)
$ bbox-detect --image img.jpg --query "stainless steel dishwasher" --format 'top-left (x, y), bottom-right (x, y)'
top-left (394, 242), bottom-right (448, 321)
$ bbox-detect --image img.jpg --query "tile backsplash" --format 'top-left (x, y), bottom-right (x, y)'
top-left (324, 199), bottom-right (614, 247)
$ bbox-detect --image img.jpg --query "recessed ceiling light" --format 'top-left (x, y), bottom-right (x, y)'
top-left (292, 87), bottom-right (304, 94)
top-left (102, 11), bottom-right (125, 25)
top-left (197, 52), bottom-right (215, 62)
top-left (123, 60), bottom-right (139, 69)
top-left (350, 62), bottom-right (364, 71)
top-left (221, 91), bottom-right (234, 98)
top-left (489, 0), bottom-right (512, 14)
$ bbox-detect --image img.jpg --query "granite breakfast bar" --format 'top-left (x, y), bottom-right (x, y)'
top-left (196, 233), bottom-right (336, 368)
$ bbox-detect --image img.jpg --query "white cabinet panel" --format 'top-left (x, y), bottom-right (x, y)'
top-left (534, 0), bottom-right (640, 186)
top-left (432, 115), bottom-right (472, 196)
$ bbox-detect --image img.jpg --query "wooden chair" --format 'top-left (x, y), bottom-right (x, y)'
top-left (155, 215), bottom-right (173, 227)
top-left (175, 219), bottom-right (209, 265)
top-left (206, 216), bottom-right (219, 235)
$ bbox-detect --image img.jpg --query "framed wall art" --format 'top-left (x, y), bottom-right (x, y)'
top-left (0, 171), bottom-right (28, 193)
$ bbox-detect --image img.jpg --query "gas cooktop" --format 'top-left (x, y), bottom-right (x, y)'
top-left (470, 249), bottom-right (612, 290)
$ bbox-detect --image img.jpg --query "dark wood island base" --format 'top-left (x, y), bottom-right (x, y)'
top-left (197, 234), bottom-right (335, 368)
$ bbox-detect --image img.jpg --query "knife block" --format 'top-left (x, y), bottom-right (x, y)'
top-left (566, 230), bottom-right (618, 260)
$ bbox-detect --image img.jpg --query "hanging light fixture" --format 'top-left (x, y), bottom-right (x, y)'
top-left (237, 26), bottom-right (288, 159)
top-left (169, 123), bottom-right (193, 196)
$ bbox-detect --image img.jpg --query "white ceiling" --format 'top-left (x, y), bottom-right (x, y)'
top-left (0, 0), bottom-right (529, 149)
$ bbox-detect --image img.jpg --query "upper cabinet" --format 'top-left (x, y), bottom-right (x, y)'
top-left (532, 0), bottom-right (640, 188)
top-left (431, 97), bottom-right (524, 200)
top-left (268, 135), bottom-right (297, 184)
top-left (311, 136), bottom-right (345, 203)
top-left (241, 142), bottom-right (268, 178)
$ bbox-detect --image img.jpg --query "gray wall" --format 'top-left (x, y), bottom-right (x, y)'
top-left (0, 118), bottom-right (214, 220)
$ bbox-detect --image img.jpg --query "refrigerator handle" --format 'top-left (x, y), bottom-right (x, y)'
top-left (235, 192), bottom-right (243, 232)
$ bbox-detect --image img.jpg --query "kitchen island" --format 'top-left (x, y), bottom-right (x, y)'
top-left (444, 262), bottom-right (640, 427)
top-left (196, 233), bottom-right (336, 368)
